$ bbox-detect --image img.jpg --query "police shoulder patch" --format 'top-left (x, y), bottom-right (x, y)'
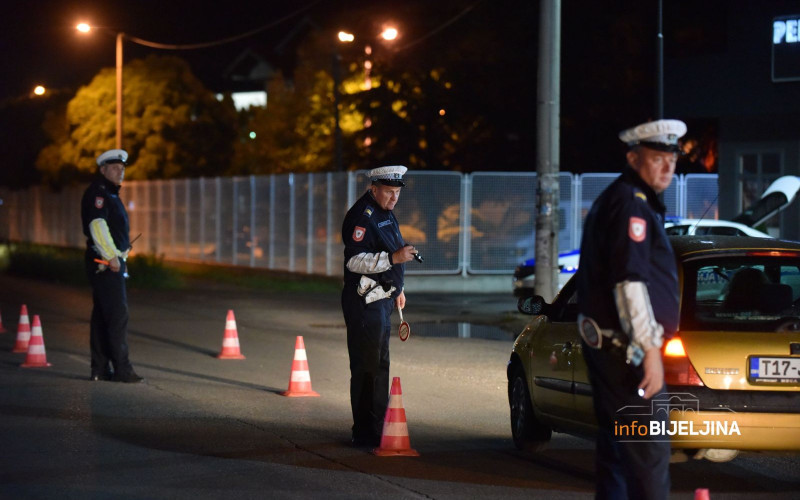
top-left (629, 216), bottom-right (647, 242)
top-left (94, 196), bottom-right (104, 209)
top-left (353, 226), bottom-right (366, 242)
top-left (363, 207), bottom-right (373, 217)
top-left (633, 190), bottom-right (647, 202)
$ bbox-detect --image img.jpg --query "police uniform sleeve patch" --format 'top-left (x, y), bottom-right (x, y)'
top-left (95, 196), bottom-right (104, 209)
top-left (353, 226), bottom-right (366, 242)
top-left (363, 207), bottom-right (373, 217)
top-left (629, 217), bottom-right (647, 242)
top-left (634, 191), bottom-right (647, 202)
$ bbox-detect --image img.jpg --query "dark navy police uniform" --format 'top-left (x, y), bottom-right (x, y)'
top-left (81, 174), bottom-right (134, 381)
top-left (577, 165), bottom-right (679, 500)
top-left (341, 190), bottom-right (406, 445)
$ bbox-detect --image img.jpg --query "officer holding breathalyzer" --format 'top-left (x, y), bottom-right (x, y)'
top-left (340, 165), bottom-right (420, 447)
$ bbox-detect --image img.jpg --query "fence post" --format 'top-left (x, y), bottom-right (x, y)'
top-left (215, 177), bottom-right (222, 263)
top-left (326, 172), bottom-right (334, 276)
top-left (289, 173), bottom-right (296, 272)
top-left (232, 177), bottom-right (238, 266)
top-left (185, 179), bottom-right (191, 260)
top-left (307, 174), bottom-right (314, 274)
top-left (269, 174), bottom-right (276, 269)
top-left (250, 175), bottom-right (256, 268)
top-left (460, 173), bottom-right (472, 277)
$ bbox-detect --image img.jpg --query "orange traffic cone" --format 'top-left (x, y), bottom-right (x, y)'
top-left (280, 336), bottom-right (320, 397)
top-left (217, 310), bottom-right (245, 359)
top-left (374, 377), bottom-right (419, 456)
top-left (12, 305), bottom-right (31, 353)
top-left (0, 308), bottom-right (7, 333)
top-left (695, 488), bottom-right (710, 500)
top-left (21, 315), bottom-right (52, 368)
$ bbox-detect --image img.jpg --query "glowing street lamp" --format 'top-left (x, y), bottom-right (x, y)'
top-left (33, 85), bottom-right (46, 96)
top-left (77, 23), bottom-right (125, 149)
top-left (332, 25), bottom-right (401, 160)
top-left (380, 26), bottom-right (398, 41)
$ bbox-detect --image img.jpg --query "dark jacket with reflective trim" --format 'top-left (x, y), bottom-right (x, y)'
top-left (81, 175), bottom-right (130, 257)
top-left (341, 190), bottom-right (405, 297)
top-left (577, 166), bottom-right (679, 337)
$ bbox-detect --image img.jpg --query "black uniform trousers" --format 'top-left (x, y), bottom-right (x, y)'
top-left (342, 285), bottom-right (392, 441)
top-left (86, 253), bottom-right (133, 378)
top-left (582, 342), bottom-right (670, 500)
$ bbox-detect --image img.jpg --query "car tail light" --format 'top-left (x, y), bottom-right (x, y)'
top-left (746, 251), bottom-right (800, 257)
top-left (662, 337), bottom-right (704, 386)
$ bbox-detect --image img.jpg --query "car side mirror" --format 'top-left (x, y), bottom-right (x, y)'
top-left (518, 295), bottom-right (547, 315)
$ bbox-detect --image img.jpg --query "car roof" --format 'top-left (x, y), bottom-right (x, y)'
top-left (669, 235), bottom-right (800, 261)
top-left (665, 219), bottom-right (772, 238)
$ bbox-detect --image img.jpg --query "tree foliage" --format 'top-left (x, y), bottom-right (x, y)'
top-left (36, 55), bottom-right (237, 182)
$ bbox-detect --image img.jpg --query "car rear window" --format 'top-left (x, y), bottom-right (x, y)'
top-left (683, 256), bottom-right (800, 331)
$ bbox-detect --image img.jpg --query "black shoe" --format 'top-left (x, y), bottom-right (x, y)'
top-left (113, 372), bottom-right (144, 383)
top-left (89, 372), bottom-right (113, 381)
top-left (351, 434), bottom-right (381, 448)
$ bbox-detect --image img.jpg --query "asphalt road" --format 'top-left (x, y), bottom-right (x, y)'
top-left (0, 274), bottom-right (798, 499)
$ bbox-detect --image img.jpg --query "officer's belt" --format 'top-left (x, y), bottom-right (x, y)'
top-left (577, 314), bottom-right (628, 350)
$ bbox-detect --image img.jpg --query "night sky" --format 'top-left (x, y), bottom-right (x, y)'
top-left (0, 0), bottom-right (732, 177)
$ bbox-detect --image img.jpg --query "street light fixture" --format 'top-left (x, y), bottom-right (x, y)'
top-left (332, 25), bottom-right (401, 166)
top-left (33, 85), bottom-right (46, 96)
top-left (380, 27), bottom-right (398, 41)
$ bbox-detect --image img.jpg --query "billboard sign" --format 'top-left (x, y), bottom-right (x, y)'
top-left (773, 15), bottom-right (800, 82)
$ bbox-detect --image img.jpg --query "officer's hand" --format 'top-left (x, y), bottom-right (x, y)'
top-left (396, 291), bottom-right (406, 310)
top-left (392, 245), bottom-right (418, 264)
top-left (109, 256), bottom-right (121, 273)
top-left (638, 347), bottom-right (664, 399)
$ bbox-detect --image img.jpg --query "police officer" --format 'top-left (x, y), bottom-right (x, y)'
top-left (341, 165), bottom-right (418, 446)
top-left (81, 149), bottom-right (143, 383)
top-left (577, 119), bottom-right (685, 499)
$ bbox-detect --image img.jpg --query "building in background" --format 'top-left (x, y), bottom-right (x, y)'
top-left (665, 0), bottom-right (800, 240)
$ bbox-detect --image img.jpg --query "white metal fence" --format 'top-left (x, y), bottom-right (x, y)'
top-left (0, 172), bottom-right (718, 275)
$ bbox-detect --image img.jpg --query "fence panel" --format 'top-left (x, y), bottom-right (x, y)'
top-left (684, 174), bottom-right (719, 220)
top-left (0, 171), bottom-right (721, 276)
top-left (353, 171), bottom-right (463, 274)
top-left (468, 172), bottom-right (538, 274)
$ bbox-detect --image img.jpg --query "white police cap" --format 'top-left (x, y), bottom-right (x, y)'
top-left (619, 119), bottom-right (687, 153)
top-left (369, 165), bottom-right (407, 187)
top-left (96, 149), bottom-right (129, 167)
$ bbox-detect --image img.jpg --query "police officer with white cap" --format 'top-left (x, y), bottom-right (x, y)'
top-left (80, 149), bottom-right (143, 383)
top-left (577, 119), bottom-right (685, 499)
top-left (341, 165), bottom-right (419, 446)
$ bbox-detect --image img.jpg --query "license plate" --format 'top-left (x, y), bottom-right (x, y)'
top-left (749, 357), bottom-right (800, 383)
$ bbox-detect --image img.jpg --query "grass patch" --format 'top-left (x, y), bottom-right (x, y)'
top-left (0, 243), bottom-right (340, 293)
top-left (3, 243), bottom-right (87, 286)
top-left (0, 243), bottom-right (183, 289)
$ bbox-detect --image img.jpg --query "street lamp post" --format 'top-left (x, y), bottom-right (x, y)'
top-left (332, 49), bottom-right (344, 171)
top-left (116, 32), bottom-right (124, 149)
top-left (78, 23), bottom-right (125, 149)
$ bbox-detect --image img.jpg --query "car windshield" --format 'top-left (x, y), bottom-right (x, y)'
top-left (682, 255), bottom-right (800, 331)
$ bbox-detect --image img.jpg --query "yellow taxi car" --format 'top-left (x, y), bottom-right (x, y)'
top-left (508, 235), bottom-right (800, 462)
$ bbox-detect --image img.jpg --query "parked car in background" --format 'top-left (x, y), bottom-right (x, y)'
top-left (513, 176), bottom-right (800, 295)
top-left (663, 218), bottom-right (772, 238)
top-left (508, 235), bottom-right (800, 462)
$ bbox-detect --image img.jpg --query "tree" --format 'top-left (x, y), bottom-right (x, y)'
top-left (36, 55), bottom-right (237, 182)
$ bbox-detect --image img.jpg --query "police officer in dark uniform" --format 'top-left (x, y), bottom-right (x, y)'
top-left (341, 165), bottom-right (419, 446)
top-left (81, 149), bottom-right (143, 383)
top-left (577, 119), bottom-right (686, 499)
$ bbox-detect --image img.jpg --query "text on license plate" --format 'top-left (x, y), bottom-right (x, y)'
top-left (749, 357), bottom-right (800, 382)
